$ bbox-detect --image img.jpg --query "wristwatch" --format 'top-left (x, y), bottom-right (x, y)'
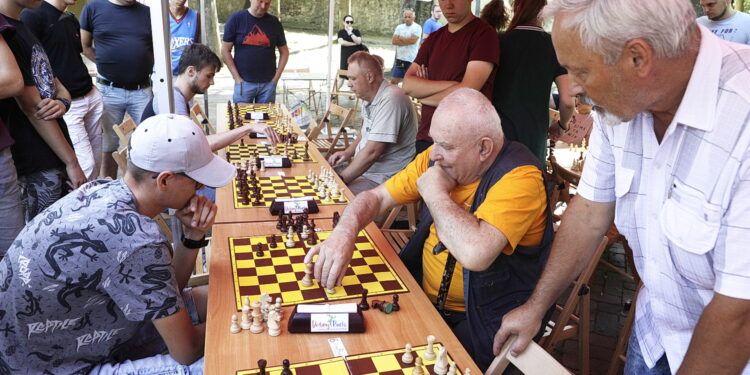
top-left (181, 234), bottom-right (209, 249)
top-left (55, 97), bottom-right (71, 112)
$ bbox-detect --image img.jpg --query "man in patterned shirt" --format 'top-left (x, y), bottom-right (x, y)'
top-left (0, 114), bottom-right (234, 374)
top-left (494, 0), bottom-right (750, 374)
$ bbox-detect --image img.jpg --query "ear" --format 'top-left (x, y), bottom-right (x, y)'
top-left (622, 38), bottom-right (653, 78)
top-left (187, 65), bottom-right (197, 77)
top-left (155, 171), bottom-right (174, 192)
top-left (478, 137), bottom-right (494, 161)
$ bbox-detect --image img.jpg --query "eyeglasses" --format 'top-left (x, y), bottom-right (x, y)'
top-left (152, 172), bottom-right (205, 190)
top-left (345, 20), bottom-right (354, 24)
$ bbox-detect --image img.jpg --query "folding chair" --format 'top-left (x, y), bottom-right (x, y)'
top-left (379, 202), bottom-right (418, 252)
top-left (486, 335), bottom-right (571, 375)
top-left (606, 281), bottom-right (642, 375)
top-left (113, 117), bottom-right (136, 149)
top-left (540, 236), bottom-right (609, 375)
top-left (305, 101), bottom-right (354, 158)
top-left (190, 103), bottom-right (215, 135)
top-left (282, 67), bottom-right (320, 116)
top-left (111, 147), bottom-right (129, 177)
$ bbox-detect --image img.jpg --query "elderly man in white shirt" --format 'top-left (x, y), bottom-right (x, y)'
top-left (493, 0), bottom-right (750, 374)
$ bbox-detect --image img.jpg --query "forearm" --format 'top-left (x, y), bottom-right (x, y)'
top-left (339, 149), bottom-right (380, 184)
top-left (221, 48), bottom-right (242, 81)
top-left (207, 124), bottom-right (255, 151)
top-left (54, 79), bottom-right (71, 102)
top-left (419, 84), bottom-right (460, 107)
top-left (15, 92), bottom-right (77, 165)
top-left (525, 196), bottom-right (613, 312)
top-left (677, 294), bottom-right (750, 374)
top-left (351, 34), bottom-right (361, 44)
top-left (82, 47), bottom-right (96, 63)
top-left (333, 187), bottom-right (393, 238)
top-left (339, 40), bottom-right (357, 46)
top-left (426, 192), bottom-right (502, 270)
top-left (273, 49), bottom-right (289, 82)
top-left (402, 76), bottom-right (458, 99)
top-left (171, 243), bottom-right (200, 290)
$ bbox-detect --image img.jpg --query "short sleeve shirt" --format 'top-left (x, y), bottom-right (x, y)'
top-left (697, 11), bottom-right (750, 44)
top-left (0, 179), bottom-right (183, 374)
top-left (384, 147), bottom-right (547, 311)
top-left (80, 0), bottom-right (153, 85)
top-left (356, 81), bottom-right (416, 184)
top-left (393, 22), bottom-right (422, 62)
top-left (423, 18), bottom-right (442, 35)
top-left (413, 17), bottom-right (499, 141)
top-left (0, 13), bottom-right (71, 177)
top-left (223, 10), bottom-right (286, 83)
top-left (170, 8), bottom-right (199, 76)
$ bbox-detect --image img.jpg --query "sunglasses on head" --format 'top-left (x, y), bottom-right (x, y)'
top-left (345, 20), bottom-right (354, 24)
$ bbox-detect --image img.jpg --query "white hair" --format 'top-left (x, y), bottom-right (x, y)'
top-left (403, 9), bottom-right (415, 16)
top-left (436, 88), bottom-right (504, 142)
top-left (542, 0), bottom-right (697, 65)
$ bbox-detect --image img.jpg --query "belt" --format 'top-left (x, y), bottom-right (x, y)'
top-left (96, 77), bottom-right (151, 90)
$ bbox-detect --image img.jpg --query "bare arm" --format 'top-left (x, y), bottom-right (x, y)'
top-left (171, 194), bottom-right (216, 289)
top-left (493, 195), bottom-right (614, 356)
top-left (207, 123), bottom-right (280, 151)
top-left (350, 33), bottom-right (361, 44)
top-left (338, 140), bottom-right (387, 184)
top-left (15, 85), bottom-right (86, 188)
top-left (0, 37), bottom-right (23, 98)
top-left (328, 135), bottom-right (361, 167)
top-left (153, 311), bottom-right (205, 365)
top-left (554, 74), bottom-right (575, 129)
top-left (35, 78), bottom-right (72, 121)
top-left (402, 63), bottom-right (458, 99)
top-left (338, 38), bottom-right (357, 47)
top-left (304, 184), bottom-right (400, 287)
top-left (221, 41), bottom-right (242, 83)
top-left (80, 29), bottom-right (95, 63)
top-left (677, 293), bottom-right (750, 374)
top-left (392, 34), bottom-right (419, 46)
top-left (418, 60), bottom-right (494, 107)
top-left (272, 45), bottom-right (289, 83)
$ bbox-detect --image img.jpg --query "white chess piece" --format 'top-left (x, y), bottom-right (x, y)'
top-left (301, 263), bottom-right (313, 287)
top-left (230, 314), bottom-right (241, 334)
top-left (424, 335), bottom-right (436, 360)
top-left (301, 225), bottom-right (309, 240)
top-left (267, 309), bottom-right (281, 336)
top-left (250, 301), bottom-right (264, 333)
top-left (433, 347), bottom-right (448, 375)
top-left (259, 159), bottom-right (265, 171)
top-left (446, 362), bottom-right (457, 375)
top-left (412, 357), bottom-right (424, 375)
top-left (464, 368), bottom-right (471, 375)
top-left (240, 298), bottom-right (252, 330)
top-left (275, 297), bottom-right (283, 319)
top-left (338, 188), bottom-right (346, 203)
top-left (286, 228), bottom-right (295, 247)
top-left (401, 343), bottom-right (414, 364)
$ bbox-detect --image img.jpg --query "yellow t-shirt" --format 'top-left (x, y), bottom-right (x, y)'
top-left (384, 146), bottom-right (547, 311)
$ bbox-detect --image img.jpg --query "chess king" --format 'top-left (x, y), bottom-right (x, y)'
top-left (306, 88), bottom-right (554, 371)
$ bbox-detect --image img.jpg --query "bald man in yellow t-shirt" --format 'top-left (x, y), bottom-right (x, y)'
top-left (305, 88), bottom-right (550, 371)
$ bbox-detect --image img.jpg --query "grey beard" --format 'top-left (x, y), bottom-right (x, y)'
top-left (578, 95), bottom-right (625, 126)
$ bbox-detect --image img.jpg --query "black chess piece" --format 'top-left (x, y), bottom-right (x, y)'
top-left (257, 359), bottom-right (267, 375)
top-left (359, 289), bottom-right (370, 311)
top-left (392, 294), bottom-right (400, 312)
top-left (280, 359), bottom-right (292, 375)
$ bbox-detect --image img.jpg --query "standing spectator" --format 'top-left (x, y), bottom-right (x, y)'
top-left (0, 0), bottom-right (86, 224)
top-left (169, 0), bottom-right (201, 76)
top-left (337, 14), bottom-right (362, 90)
top-left (422, 4), bottom-right (443, 39)
top-left (0, 16), bottom-right (24, 255)
top-left (403, 0), bottom-right (499, 155)
top-left (22, 0), bottom-right (104, 181)
top-left (390, 9), bottom-right (421, 85)
top-left (697, 0), bottom-right (750, 44)
top-left (222, 0), bottom-right (289, 104)
top-left (81, 0), bottom-right (154, 180)
top-left (489, 0), bottom-right (574, 163)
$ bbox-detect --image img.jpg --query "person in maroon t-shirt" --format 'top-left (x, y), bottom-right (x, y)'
top-left (403, 0), bottom-right (499, 154)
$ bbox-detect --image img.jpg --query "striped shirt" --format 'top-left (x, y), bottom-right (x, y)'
top-left (578, 25), bottom-right (750, 373)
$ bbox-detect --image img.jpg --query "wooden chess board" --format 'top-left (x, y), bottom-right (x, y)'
top-left (229, 230), bottom-right (408, 310)
top-left (232, 175), bottom-right (348, 209)
top-left (236, 343), bottom-right (463, 375)
top-left (227, 104), bottom-right (292, 134)
top-left (226, 144), bottom-right (317, 164)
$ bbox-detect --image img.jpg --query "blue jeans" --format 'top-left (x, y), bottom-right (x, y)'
top-left (97, 81), bottom-right (153, 152)
top-left (0, 148), bottom-right (24, 255)
top-left (624, 329), bottom-right (671, 375)
top-left (88, 288), bottom-right (203, 375)
top-left (233, 81), bottom-right (277, 104)
top-left (391, 60), bottom-right (412, 78)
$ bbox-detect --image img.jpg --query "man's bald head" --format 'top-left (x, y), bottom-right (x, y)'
top-left (432, 88), bottom-right (503, 145)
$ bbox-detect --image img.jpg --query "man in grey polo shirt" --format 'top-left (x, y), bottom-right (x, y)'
top-left (329, 51), bottom-right (416, 195)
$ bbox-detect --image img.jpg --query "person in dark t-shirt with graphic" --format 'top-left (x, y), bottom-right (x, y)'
top-left (221, 0), bottom-right (289, 104)
top-left (0, 0), bottom-right (86, 225)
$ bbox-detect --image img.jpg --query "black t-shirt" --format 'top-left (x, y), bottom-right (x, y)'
top-left (337, 28), bottom-right (361, 70)
top-left (0, 13), bottom-right (71, 177)
top-left (80, 0), bottom-right (153, 85)
top-left (222, 11), bottom-right (286, 83)
top-left (21, 2), bottom-right (92, 98)
top-left (492, 26), bottom-right (566, 162)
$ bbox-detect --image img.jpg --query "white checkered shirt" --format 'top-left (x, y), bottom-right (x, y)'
top-left (578, 26), bottom-right (750, 373)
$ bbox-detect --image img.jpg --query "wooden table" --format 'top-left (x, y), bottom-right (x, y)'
top-left (204, 221), bottom-right (480, 374)
top-left (204, 103), bottom-right (480, 374)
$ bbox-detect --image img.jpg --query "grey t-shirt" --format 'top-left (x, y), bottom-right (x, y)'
top-left (357, 81), bottom-right (417, 184)
top-left (0, 179), bottom-right (182, 374)
top-left (153, 86), bottom-right (192, 116)
top-left (697, 11), bottom-right (750, 44)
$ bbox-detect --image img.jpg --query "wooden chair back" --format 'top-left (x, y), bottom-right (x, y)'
top-left (306, 102), bottom-right (354, 157)
top-left (113, 118), bottom-right (136, 148)
top-left (190, 103), bottom-right (216, 135)
top-left (380, 202), bottom-right (419, 252)
top-left (486, 335), bottom-right (571, 375)
top-left (111, 147), bottom-right (128, 177)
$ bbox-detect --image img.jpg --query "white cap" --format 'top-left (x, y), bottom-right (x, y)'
top-left (129, 114), bottom-right (235, 188)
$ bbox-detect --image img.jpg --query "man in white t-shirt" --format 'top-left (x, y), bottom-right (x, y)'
top-left (697, 0), bottom-right (750, 44)
top-left (329, 51), bottom-right (416, 195)
top-left (390, 9), bottom-right (421, 85)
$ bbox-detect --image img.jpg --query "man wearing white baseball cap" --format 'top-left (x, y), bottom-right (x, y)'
top-left (0, 113), bottom-right (233, 374)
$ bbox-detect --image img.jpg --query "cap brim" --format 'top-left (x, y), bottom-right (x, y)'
top-left (186, 154), bottom-right (236, 188)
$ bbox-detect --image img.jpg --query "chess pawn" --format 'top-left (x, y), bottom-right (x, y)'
top-left (464, 369), bottom-right (471, 375)
top-left (412, 357), bottom-right (425, 375)
top-left (401, 343), bottom-right (414, 364)
top-left (330, 186), bottom-right (339, 199)
top-left (230, 314), bottom-right (241, 334)
top-left (286, 228), bottom-right (295, 247)
top-left (260, 159), bottom-right (266, 172)
top-left (323, 189), bottom-right (331, 203)
top-left (301, 225), bottom-right (309, 240)
top-left (275, 297), bottom-right (283, 319)
top-left (424, 335), bottom-right (437, 360)
top-left (433, 347), bottom-right (448, 375)
top-left (301, 263), bottom-right (313, 287)
top-left (250, 301), bottom-right (264, 333)
top-left (338, 188), bottom-right (346, 203)
top-left (447, 362), bottom-right (457, 375)
top-left (260, 293), bottom-right (270, 322)
top-left (267, 309), bottom-right (281, 337)
top-left (240, 303), bottom-right (252, 330)
top-left (317, 186), bottom-right (326, 199)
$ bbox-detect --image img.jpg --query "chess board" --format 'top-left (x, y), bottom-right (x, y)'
top-left (232, 175), bottom-right (348, 209)
top-left (228, 104), bottom-right (290, 133)
top-left (229, 230), bottom-right (408, 310)
top-left (236, 343), bottom-right (463, 375)
top-left (226, 144), bottom-right (317, 164)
